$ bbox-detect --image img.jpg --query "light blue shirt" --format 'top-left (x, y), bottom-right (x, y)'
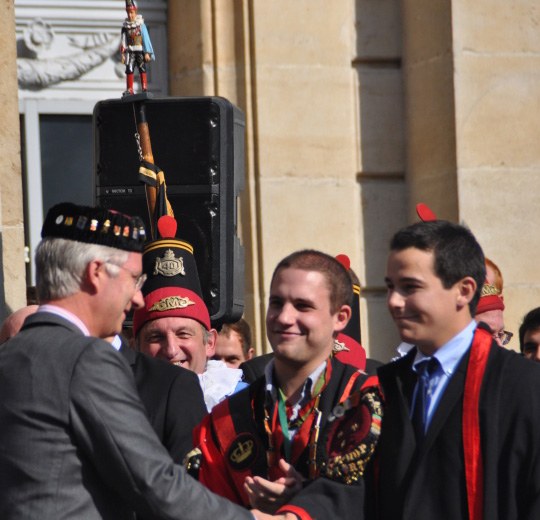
top-left (411, 320), bottom-right (477, 431)
top-left (110, 334), bottom-right (122, 351)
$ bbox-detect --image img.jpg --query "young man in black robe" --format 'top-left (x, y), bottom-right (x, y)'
top-left (377, 219), bottom-right (540, 520)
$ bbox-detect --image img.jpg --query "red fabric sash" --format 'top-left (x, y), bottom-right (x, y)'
top-left (462, 327), bottom-right (492, 520)
top-left (277, 503), bottom-right (313, 520)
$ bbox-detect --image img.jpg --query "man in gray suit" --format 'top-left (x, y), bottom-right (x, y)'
top-left (0, 202), bottom-right (254, 520)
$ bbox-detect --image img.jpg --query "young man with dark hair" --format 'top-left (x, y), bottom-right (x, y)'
top-left (376, 220), bottom-right (540, 519)
top-left (519, 307), bottom-right (540, 361)
top-left (188, 249), bottom-right (382, 520)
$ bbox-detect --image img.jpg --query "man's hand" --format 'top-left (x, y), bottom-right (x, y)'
top-left (244, 459), bottom-right (303, 513)
top-left (144, 53), bottom-right (151, 62)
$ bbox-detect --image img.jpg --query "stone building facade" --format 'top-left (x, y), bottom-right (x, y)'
top-left (2, 0), bottom-right (539, 361)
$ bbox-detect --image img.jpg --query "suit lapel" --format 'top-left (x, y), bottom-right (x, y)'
top-left (396, 352), bottom-right (419, 456)
top-left (378, 351), bottom-right (418, 483)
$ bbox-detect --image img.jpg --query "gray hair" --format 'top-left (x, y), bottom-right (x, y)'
top-left (35, 237), bottom-right (129, 302)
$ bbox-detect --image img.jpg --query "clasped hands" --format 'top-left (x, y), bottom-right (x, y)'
top-left (248, 459), bottom-right (303, 520)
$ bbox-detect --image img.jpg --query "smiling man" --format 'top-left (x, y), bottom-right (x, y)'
top-left (133, 216), bottom-right (245, 411)
top-left (188, 250), bottom-right (382, 520)
top-left (375, 220), bottom-right (540, 520)
top-left (0, 203), bottom-right (253, 520)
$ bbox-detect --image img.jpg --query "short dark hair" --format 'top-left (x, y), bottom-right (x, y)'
top-left (390, 221), bottom-right (486, 314)
top-left (219, 318), bottom-right (252, 357)
top-left (271, 250), bottom-right (353, 313)
top-left (519, 307), bottom-right (540, 353)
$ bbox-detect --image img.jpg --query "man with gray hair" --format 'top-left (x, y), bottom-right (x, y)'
top-left (0, 202), bottom-right (255, 520)
top-left (132, 215), bottom-right (246, 411)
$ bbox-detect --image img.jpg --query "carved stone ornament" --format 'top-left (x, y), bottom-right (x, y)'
top-left (23, 19), bottom-right (54, 54)
top-left (17, 18), bottom-right (119, 89)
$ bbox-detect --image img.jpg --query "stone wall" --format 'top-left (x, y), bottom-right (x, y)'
top-left (4, 0), bottom-right (538, 356)
top-left (0, 0), bottom-right (26, 320)
top-left (404, 0), bottom-right (540, 354)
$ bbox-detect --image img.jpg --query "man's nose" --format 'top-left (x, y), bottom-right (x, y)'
top-left (131, 288), bottom-right (144, 310)
top-left (163, 333), bottom-right (179, 358)
top-left (275, 302), bottom-right (296, 325)
top-left (387, 289), bottom-right (404, 311)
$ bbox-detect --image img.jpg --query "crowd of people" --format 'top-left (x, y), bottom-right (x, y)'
top-left (0, 201), bottom-right (539, 520)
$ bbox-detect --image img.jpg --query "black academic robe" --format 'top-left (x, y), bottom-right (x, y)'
top-left (376, 325), bottom-right (540, 520)
top-left (239, 352), bottom-right (274, 383)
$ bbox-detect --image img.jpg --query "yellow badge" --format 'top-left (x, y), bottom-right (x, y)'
top-left (481, 282), bottom-right (500, 297)
top-left (227, 433), bottom-right (258, 471)
top-left (149, 296), bottom-right (195, 312)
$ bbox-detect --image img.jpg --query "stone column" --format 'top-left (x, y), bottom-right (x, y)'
top-left (401, 0), bottom-right (458, 222)
top-left (0, 0), bottom-right (27, 319)
top-left (168, 1), bottom-right (363, 354)
top-left (355, 0), bottom-right (407, 361)
top-left (452, 0), bottom-right (540, 342)
top-left (168, 0), bottom-right (265, 348)
top-left (401, 0), bottom-right (540, 346)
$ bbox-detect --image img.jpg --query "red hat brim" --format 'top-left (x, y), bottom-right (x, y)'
top-left (133, 286), bottom-right (211, 336)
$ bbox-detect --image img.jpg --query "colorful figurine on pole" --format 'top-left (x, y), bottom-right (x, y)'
top-left (120, 0), bottom-right (154, 96)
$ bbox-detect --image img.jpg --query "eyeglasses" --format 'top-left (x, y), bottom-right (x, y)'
top-left (492, 329), bottom-right (513, 346)
top-left (106, 262), bottom-right (147, 291)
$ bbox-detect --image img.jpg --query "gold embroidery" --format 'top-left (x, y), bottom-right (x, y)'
top-left (481, 283), bottom-right (500, 297)
top-left (149, 296), bottom-right (195, 312)
top-left (230, 439), bottom-right (254, 464)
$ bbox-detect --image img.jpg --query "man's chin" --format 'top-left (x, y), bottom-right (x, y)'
top-left (397, 330), bottom-right (419, 347)
top-left (271, 345), bottom-right (296, 362)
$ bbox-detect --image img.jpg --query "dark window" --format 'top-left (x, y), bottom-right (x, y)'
top-left (39, 114), bottom-right (93, 212)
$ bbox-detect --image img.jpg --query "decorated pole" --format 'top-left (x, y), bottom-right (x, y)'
top-left (120, 0), bottom-right (172, 240)
top-left (134, 101), bottom-right (157, 238)
top-left (132, 99), bottom-right (175, 240)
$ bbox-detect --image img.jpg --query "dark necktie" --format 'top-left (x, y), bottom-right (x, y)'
top-left (411, 357), bottom-right (440, 441)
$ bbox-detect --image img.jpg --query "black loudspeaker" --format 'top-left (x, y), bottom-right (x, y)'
top-left (93, 96), bottom-right (245, 326)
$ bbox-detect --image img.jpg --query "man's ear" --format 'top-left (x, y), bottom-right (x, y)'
top-left (206, 328), bottom-right (218, 358)
top-left (457, 276), bottom-right (477, 309)
top-left (334, 305), bottom-right (352, 333)
top-left (83, 260), bottom-right (103, 294)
